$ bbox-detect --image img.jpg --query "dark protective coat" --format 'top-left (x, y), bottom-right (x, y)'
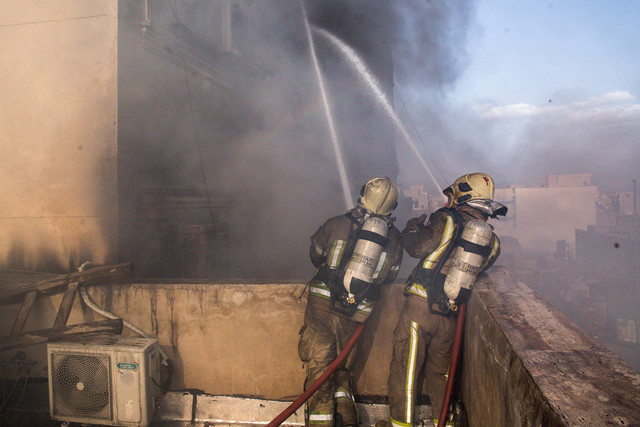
top-left (387, 205), bottom-right (500, 426)
top-left (299, 207), bottom-right (403, 426)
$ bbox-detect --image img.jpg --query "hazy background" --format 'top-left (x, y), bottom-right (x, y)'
top-left (115, 0), bottom-right (490, 279)
top-left (115, 0), bottom-right (640, 280)
top-left (2, 0), bottom-right (638, 279)
top-left (396, 0), bottom-right (640, 193)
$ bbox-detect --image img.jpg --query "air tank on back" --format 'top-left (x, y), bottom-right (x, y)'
top-left (343, 215), bottom-right (389, 297)
top-left (444, 219), bottom-right (494, 305)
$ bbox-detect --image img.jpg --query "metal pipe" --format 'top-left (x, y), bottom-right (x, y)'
top-left (78, 286), bottom-right (170, 363)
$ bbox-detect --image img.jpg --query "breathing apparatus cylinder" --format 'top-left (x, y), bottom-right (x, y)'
top-left (342, 215), bottom-right (389, 300)
top-left (443, 219), bottom-right (494, 305)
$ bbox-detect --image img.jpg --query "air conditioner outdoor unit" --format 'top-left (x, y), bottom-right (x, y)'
top-left (48, 337), bottom-right (164, 426)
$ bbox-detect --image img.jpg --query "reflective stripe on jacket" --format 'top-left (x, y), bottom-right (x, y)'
top-left (308, 208), bottom-right (403, 322)
top-left (403, 206), bottom-right (500, 301)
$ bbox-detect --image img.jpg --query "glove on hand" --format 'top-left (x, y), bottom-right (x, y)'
top-left (403, 213), bottom-right (428, 234)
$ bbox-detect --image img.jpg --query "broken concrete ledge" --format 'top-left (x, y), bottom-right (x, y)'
top-left (462, 266), bottom-right (640, 427)
top-left (152, 392), bottom-right (433, 426)
top-left (154, 392), bottom-right (391, 426)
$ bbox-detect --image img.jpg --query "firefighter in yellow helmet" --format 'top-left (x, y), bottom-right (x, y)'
top-left (381, 173), bottom-right (506, 427)
top-left (298, 177), bottom-right (404, 426)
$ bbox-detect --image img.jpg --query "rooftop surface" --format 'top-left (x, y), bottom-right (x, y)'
top-left (2, 390), bottom-right (433, 427)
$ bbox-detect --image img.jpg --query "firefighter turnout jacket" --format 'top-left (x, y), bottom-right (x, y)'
top-left (386, 205), bottom-right (500, 427)
top-left (299, 207), bottom-right (402, 426)
top-left (403, 205), bottom-right (500, 311)
top-left (307, 206), bottom-right (403, 323)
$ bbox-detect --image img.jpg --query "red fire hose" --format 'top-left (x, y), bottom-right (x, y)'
top-left (437, 303), bottom-right (467, 427)
top-left (266, 322), bottom-right (367, 427)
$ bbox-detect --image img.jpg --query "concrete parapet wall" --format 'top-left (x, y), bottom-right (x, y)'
top-left (89, 280), bottom-right (311, 399)
top-left (80, 280), bottom-right (405, 399)
top-left (462, 266), bottom-right (640, 426)
top-left (2, 266), bottom-right (640, 426)
top-left (1, 278), bottom-right (405, 399)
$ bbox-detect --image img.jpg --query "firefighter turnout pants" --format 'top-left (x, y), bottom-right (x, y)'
top-left (298, 303), bottom-right (360, 426)
top-left (387, 294), bottom-right (457, 426)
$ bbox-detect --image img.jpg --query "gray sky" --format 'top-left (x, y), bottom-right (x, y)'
top-left (395, 0), bottom-right (640, 192)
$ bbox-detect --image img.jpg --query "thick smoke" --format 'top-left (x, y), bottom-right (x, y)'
top-left (115, 0), bottom-right (481, 280)
top-left (118, 1), bottom-right (333, 279)
top-left (392, 1), bottom-right (474, 91)
top-left (386, 1), bottom-right (479, 192)
top-left (0, 0), bottom-right (488, 277)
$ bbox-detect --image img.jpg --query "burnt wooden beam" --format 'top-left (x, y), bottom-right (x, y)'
top-left (10, 291), bottom-right (38, 336)
top-left (0, 318), bottom-right (124, 351)
top-left (0, 262), bottom-right (132, 304)
top-left (52, 281), bottom-right (79, 329)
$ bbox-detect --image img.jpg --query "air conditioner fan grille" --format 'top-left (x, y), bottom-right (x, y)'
top-left (51, 353), bottom-right (111, 420)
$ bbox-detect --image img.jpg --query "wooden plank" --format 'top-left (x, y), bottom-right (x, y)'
top-left (0, 262), bottom-right (132, 304)
top-left (10, 291), bottom-right (38, 336)
top-left (0, 319), bottom-right (124, 351)
top-left (52, 281), bottom-right (79, 329)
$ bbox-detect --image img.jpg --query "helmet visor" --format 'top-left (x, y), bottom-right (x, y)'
top-left (465, 199), bottom-right (508, 218)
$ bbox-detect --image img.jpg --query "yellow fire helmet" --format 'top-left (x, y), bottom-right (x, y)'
top-left (358, 176), bottom-right (398, 216)
top-left (444, 172), bottom-right (508, 218)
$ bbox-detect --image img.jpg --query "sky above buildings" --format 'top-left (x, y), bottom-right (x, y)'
top-left (453, 0), bottom-right (640, 106)
top-left (396, 0), bottom-right (640, 192)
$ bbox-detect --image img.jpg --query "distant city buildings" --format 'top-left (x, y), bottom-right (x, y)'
top-left (400, 184), bottom-right (443, 214)
top-left (402, 173), bottom-right (637, 255)
top-left (401, 174), bottom-right (640, 370)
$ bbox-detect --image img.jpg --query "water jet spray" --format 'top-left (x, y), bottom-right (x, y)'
top-left (301, 2), bottom-right (353, 210)
top-left (314, 27), bottom-right (447, 200)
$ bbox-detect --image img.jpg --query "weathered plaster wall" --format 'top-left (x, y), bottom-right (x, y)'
top-left (2, 268), bottom-right (640, 426)
top-left (83, 280), bottom-right (406, 400)
top-left (461, 267), bottom-right (640, 426)
top-left (0, 1), bottom-right (118, 271)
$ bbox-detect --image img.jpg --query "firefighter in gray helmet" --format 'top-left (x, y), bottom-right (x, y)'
top-left (380, 173), bottom-right (506, 427)
top-left (298, 177), bottom-right (403, 426)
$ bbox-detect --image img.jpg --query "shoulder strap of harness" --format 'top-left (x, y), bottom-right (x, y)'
top-left (339, 211), bottom-right (364, 271)
top-left (325, 212), bottom-right (366, 316)
top-left (411, 208), bottom-right (465, 315)
top-left (412, 208), bottom-right (463, 284)
top-left (312, 211), bottom-right (362, 285)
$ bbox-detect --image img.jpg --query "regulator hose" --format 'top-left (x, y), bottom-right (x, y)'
top-left (266, 322), bottom-right (366, 427)
top-left (437, 303), bottom-right (467, 427)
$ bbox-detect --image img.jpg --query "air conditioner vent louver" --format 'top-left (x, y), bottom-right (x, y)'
top-left (51, 353), bottom-right (111, 420)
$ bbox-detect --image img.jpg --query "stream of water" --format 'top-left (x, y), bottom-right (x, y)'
top-left (314, 26), bottom-right (446, 198)
top-left (301, 3), bottom-right (354, 210)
